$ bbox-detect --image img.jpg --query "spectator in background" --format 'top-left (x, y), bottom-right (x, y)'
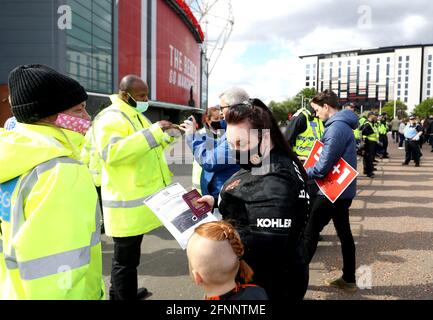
top-left (390, 116), bottom-right (400, 143)
top-left (398, 118), bottom-right (407, 150)
top-left (426, 115), bottom-right (433, 152)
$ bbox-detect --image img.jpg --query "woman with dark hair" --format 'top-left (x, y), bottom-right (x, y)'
top-left (197, 98), bottom-right (310, 301)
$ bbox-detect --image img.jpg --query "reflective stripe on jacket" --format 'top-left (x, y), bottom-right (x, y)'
top-left (92, 95), bottom-right (175, 237)
top-left (0, 124), bottom-right (104, 300)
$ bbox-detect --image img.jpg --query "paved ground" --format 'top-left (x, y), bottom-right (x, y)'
top-left (101, 136), bottom-right (433, 300)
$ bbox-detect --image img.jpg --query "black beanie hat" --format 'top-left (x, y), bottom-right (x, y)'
top-left (8, 64), bottom-right (88, 124)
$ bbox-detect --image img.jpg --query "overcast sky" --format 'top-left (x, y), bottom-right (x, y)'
top-left (206, 0), bottom-right (433, 105)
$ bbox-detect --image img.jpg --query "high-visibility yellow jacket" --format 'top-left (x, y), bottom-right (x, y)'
top-left (81, 128), bottom-right (102, 187)
top-left (0, 124), bottom-right (104, 300)
top-left (292, 108), bottom-right (324, 157)
top-left (363, 121), bottom-right (380, 142)
top-left (92, 95), bottom-right (175, 238)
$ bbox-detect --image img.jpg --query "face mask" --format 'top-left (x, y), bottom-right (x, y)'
top-left (128, 94), bottom-right (149, 113)
top-left (54, 113), bottom-right (91, 135)
top-left (210, 120), bottom-right (223, 131)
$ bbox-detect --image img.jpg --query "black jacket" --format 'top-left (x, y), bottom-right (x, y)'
top-left (218, 149), bottom-right (310, 300)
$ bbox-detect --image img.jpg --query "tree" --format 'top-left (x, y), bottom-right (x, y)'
top-left (382, 100), bottom-right (408, 119)
top-left (413, 98), bottom-right (433, 119)
top-left (269, 99), bottom-right (298, 124)
top-left (293, 88), bottom-right (317, 108)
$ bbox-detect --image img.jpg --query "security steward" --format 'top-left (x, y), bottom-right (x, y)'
top-left (377, 114), bottom-right (389, 159)
top-left (361, 112), bottom-right (379, 178)
top-left (286, 105), bottom-right (324, 162)
top-left (92, 75), bottom-right (180, 300)
top-left (0, 65), bottom-right (104, 299)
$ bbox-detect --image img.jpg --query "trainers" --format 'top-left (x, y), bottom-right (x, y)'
top-left (402, 162), bottom-right (409, 166)
top-left (398, 147), bottom-right (405, 150)
top-left (415, 163), bottom-right (420, 167)
top-left (325, 277), bottom-right (357, 292)
top-left (366, 173), bottom-right (375, 178)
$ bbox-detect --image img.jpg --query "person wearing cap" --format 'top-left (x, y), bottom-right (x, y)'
top-left (0, 64), bottom-right (104, 299)
top-left (91, 75), bottom-right (181, 300)
top-left (402, 116), bottom-right (423, 167)
top-left (360, 112), bottom-right (379, 178)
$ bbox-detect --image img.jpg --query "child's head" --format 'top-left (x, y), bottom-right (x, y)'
top-left (186, 221), bottom-right (253, 287)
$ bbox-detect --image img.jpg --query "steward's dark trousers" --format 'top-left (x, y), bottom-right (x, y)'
top-left (405, 140), bottom-right (421, 165)
top-left (381, 134), bottom-right (389, 156)
top-left (363, 140), bottom-right (376, 175)
top-left (303, 197), bottom-right (356, 283)
top-left (109, 234), bottom-right (144, 300)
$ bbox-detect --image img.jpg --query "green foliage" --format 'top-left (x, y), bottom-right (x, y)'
top-left (382, 100), bottom-right (408, 119)
top-left (413, 98), bottom-right (433, 118)
top-left (269, 88), bottom-right (317, 123)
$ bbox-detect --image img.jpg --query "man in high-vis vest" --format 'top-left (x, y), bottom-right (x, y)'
top-left (361, 112), bottom-right (379, 178)
top-left (92, 75), bottom-right (180, 300)
top-left (286, 105), bottom-right (324, 161)
top-left (376, 114), bottom-right (389, 159)
top-left (0, 65), bottom-right (104, 299)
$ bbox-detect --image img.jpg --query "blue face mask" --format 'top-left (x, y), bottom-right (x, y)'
top-left (128, 94), bottom-right (149, 113)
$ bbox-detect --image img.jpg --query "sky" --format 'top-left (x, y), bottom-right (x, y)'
top-left (205, 0), bottom-right (433, 105)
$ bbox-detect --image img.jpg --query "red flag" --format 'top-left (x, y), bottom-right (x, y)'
top-left (304, 140), bottom-right (358, 203)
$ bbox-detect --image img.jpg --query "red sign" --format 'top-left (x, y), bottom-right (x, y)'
top-left (304, 141), bottom-right (358, 203)
top-left (156, 0), bottom-right (201, 107)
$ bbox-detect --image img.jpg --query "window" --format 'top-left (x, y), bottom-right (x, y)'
top-left (398, 77), bottom-right (401, 83)
top-left (348, 60), bottom-right (351, 66)
top-left (65, 0), bottom-right (113, 93)
top-left (306, 76), bottom-right (310, 81)
top-left (405, 76), bottom-right (409, 82)
top-left (428, 83), bottom-right (431, 89)
top-left (406, 70), bottom-right (409, 75)
top-left (428, 90), bottom-right (431, 96)
top-left (428, 76), bottom-right (431, 82)
top-left (429, 55), bottom-right (432, 61)
top-left (339, 61), bottom-right (342, 66)
top-left (406, 56), bottom-right (410, 61)
top-left (306, 64), bottom-right (311, 70)
top-left (357, 59), bottom-right (360, 65)
top-left (404, 97), bottom-right (408, 103)
top-left (398, 70), bottom-right (402, 76)
top-left (399, 56), bottom-right (403, 62)
top-left (405, 83), bottom-right (409, 89)
top-left (429, 69), bottom-right (432, 75)
top-left (406, 63), bottom-right (410, 69)
top-left (306, 82), bottom-right (310, 87)
top-left (398, 84), bottom-right (401, 89)
top-left (397, 90), bottom-right (401, 96)
top-left (405, 90), bottom-right (408, 96)
top-left (429, 62), bottom-right (432, 68)
top-left (377, 58), bottom-right (380, 63)
top-left (330, 62), bottom-right (333, 67)
top-left (398, 63), bottom-right (402, 69)
top-left (387, 57), bottom-right (391, 63)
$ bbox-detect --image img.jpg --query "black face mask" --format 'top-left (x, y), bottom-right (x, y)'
top-left (210, 121), bottom-right (222, 131)
top-left (234, 132), bottom-right (263, 170)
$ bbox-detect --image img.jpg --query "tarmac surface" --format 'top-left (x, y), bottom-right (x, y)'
top-left (101, 136), bottom-right (433, 300)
